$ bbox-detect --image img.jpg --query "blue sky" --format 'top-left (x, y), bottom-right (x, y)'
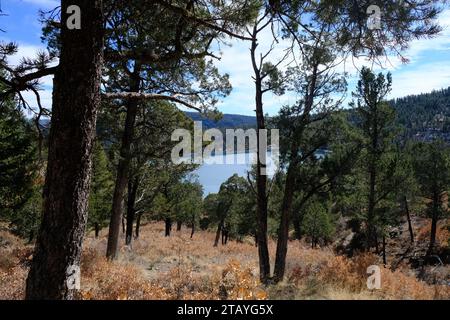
top-left (2, 0), bottom-right (450, 117)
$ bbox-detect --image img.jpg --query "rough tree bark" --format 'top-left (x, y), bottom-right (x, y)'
top-left (106, 64), bottom-right (141, 259)
top-left (125, 177), bottom-right (139, 245)
top-left (25, 0), bottom-right (104, 300)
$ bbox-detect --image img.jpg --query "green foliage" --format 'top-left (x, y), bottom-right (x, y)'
top-left (0, 102), bottom-right (37, 213)
top-left (0, 92), bottom-right (41, 239)
top-left (411, 140), bottom-right (450, 221)
top-left (204, 174), bottom-right (256, 240)
top-left (173, 178), bottom-right (204, 227)
top-left (88, 141), bottom-right (114, 231)
top-left (302, 200), bottom-right (334, 247)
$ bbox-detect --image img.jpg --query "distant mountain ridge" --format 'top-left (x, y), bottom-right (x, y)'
top-left (37, 87), bottom-right (450, 140)
top-left (185, 111), bottom-right (256, 129)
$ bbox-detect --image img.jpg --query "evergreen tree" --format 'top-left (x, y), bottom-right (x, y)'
top-left (302, 199), bottom-right (335, 249)
top-left (411, 141), bottom-right (450, 255)
top-left (88, 141), bottom-right (114, 238)
top-left (352, 67), bottom-right (401, 251)
top-left (0, 101), bottom-right (37, 215)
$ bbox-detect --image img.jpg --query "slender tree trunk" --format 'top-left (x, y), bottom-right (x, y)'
top-left (190, 223), bottom-right (195, 239)
top-left (106, 64), bottom-right (141, 259)
top-left (293, 215), bottom-right (302, 240)
top-left (367, 104), bottom-right (378, 250)
top-left (214, 220), bottom-right (223, 247)
top-left (26, 0), bottom-right (104, 300)
top-left (94, 223), bottom-right (100, 238)
top-left (222, 227), bottom-right (229, 245)
top-left (251, 28), bottom-right (270, 283)
top-left (135, 212), bottom-right (141, 239)
top-left (28, 230), bottom-right (34, 244)
top-left (122, 214), bottom-right (126, 234)
top-left (273, 61), bottom-right (319, 283)
top-left (273, 162), bottom-right (297, 283)
top-left (404, 196), bottom-right (414, 244)
top-left (382, 234), bottom-right (387, 266)
top-left (367, 164), bottom-right (377, 250)
top-left (374, 232), bottom-right (379, 254)
top-left (176, 221), bottom-right (182, 231)
top-left (125, 177), bottom-right (138, 245)
top-left (165, 217), bottom-right (172, 237)
top-left (428, 191), bottom-right (439, 255)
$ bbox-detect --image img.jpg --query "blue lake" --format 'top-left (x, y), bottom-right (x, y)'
top-left (194, 152), bottom-right (277, 195)
top-left (194, 149), bottom-right (328, 195)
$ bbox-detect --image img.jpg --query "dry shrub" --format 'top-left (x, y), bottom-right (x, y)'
top-left (215, 259), bottom-right (267, 300)
top-left (80, 251), bottom-right (267, 300)
top-left (289, 249), bottom-right (450, 300)
top-left (80, 248), bottom-right (159, 300)
top-left (417, 220), bottom-right (450, 247)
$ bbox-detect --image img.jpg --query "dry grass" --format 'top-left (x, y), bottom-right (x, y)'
top-left (417, 220), bottom-right (450, 247)
top-left (0, 222), bottom-right (449, 300)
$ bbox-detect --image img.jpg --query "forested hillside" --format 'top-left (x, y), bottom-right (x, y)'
top-left (185, 112), bottom-right (257, 129)
top-left (391, 87), bottom-right (450, 141)
top-left (0, 0), bottom-right (449, 303)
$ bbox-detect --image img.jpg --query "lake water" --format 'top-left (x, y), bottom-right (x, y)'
top-left (194, 149), bottom-right (328, 195)
top-left (194, 152), bottom-right (277, 195)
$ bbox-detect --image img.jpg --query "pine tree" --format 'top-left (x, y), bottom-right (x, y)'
top-left (88, 141), bottom-right (114, 238)
top-left (352, 67), bottom-right (401, 251)
top-left (411, 141), bottom-right (450, 255)
top-left (0, 102), bottom-right (37, 215)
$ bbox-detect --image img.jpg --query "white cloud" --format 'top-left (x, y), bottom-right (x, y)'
top-left (390, 63), bottom-right (450, 99)
top-left (2, 42), bottom-right (55, 111)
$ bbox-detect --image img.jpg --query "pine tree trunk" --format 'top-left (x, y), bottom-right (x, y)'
top-left (293, 214), bottom-right (302, 240)
top-left (382, 234), bottom-right (387, 266)
top-left (125, 177), bottom-right (138, 245)
top-left (404, 196), bottom-right (414, 243)
top-left (165, 217), bottom-right (172, 237)
top-left (94, 223), bottom-right (100, 238)
top-left (273, 62), bottom-right (318, 283)
top-left (176, 221), bottom-right (182, 231)
top-left (106, 64), bottom-right (141, 259)
top-left (135, 212), bottom-right (141, 239)
top-left (25, 0), bottom-right (104, 300)
top-left (367, 164), bottom-right (377, 250)
top-left (428, 192), bottom-right (439, 255)
top-left (251, 30), bottom-right (271, 283)
top-left (190, 223), bottom-right (195, 239)
top-left (214, 220), bottom-right (223, 247)
top-left (273, 161), bottom-right (297, 283)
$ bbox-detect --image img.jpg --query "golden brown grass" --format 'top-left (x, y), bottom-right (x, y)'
top-left (0, 222), bottom-right (449, 300)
